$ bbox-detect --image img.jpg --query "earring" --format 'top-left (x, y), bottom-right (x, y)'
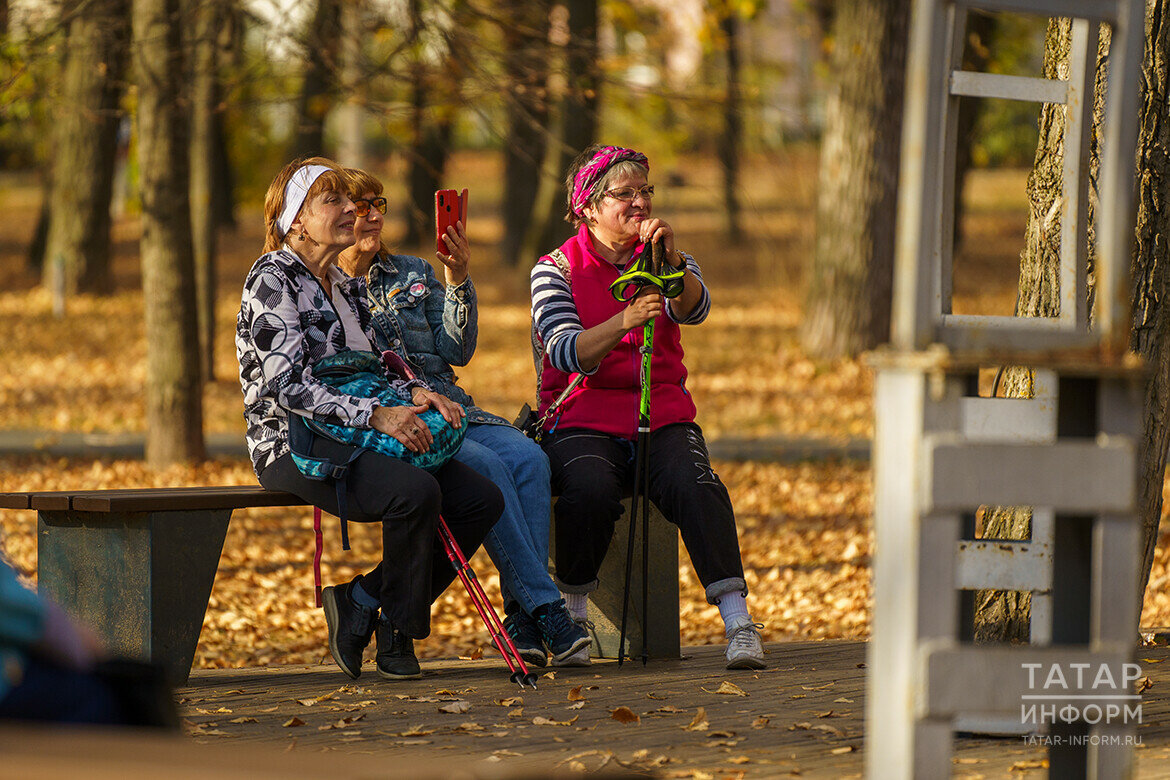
top-left (298, 231), bottom-right (306, 241)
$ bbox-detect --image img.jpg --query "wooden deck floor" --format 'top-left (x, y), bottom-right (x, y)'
top-left (163, 641), bottom-right (1170, 778)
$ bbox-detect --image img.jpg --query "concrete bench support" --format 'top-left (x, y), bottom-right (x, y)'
top-left (38, 509), bottom-right (230, 684)
top-left (554, 497), bottom-right (681, 661)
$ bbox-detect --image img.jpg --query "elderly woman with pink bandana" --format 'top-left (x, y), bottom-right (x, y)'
top-left (530, 144), bottom-right (766, 669)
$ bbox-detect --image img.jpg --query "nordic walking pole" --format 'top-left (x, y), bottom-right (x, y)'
top-left (437, 517), bottom-right (538, 689)
top-left (618, 312), bottom-right (654, 667)
top-left (614, 238), bottom-right (678, 667)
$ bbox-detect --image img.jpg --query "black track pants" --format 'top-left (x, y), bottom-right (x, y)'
top-left (259, 439), bottom-right (503, 639)
top-left (542, 422), bottom-right (745, 592)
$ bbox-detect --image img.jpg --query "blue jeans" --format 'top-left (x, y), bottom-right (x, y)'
top-left (455, 423), bottom-right (560, 614)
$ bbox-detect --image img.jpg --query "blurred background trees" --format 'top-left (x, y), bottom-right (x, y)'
top-left (0, 0), bottom-right (1053, 464)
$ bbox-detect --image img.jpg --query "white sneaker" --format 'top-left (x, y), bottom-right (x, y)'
top-left (724, 616), bottom-right (766, 670)
top-left (551, 618), bottom-right (593, 667)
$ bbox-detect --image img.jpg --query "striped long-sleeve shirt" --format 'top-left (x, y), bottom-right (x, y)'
top-left (530, 251), bottom-right (710, 376)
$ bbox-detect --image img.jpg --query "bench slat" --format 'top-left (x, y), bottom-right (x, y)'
top-left (0, 491), bottom-right (87, 510)
top-left (0, 494), bottom-right (32, 509)
top-left (67, 487), bottom-right (305, 513)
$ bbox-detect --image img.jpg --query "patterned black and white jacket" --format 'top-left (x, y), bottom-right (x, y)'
top-left (235, 247), bottom-right (419, 476)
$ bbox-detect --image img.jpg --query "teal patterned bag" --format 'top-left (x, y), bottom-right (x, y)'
top-left (291, 350), bottom-right (466, 476)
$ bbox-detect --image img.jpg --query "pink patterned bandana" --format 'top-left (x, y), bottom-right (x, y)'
top-left (570, 146), bottom-right (649, 219)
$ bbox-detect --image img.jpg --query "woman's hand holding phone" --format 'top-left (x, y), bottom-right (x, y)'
top-left (435, 188), bottom-right (470, 286)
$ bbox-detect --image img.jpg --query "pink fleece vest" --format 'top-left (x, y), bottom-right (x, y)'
top-left (538, 226), bottom-right (697, 440)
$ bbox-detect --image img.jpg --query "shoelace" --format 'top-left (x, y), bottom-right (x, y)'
top-left (728, 622), bottom-right (764, 650)
top-left (538, 606), bottom-right (579, 637)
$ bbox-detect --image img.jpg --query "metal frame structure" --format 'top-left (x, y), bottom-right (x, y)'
top-left (867, 0), bottom-right (1147, 776)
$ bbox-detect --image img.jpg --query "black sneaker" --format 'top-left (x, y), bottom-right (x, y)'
top-left (534, 600), bottom-right (591, 665)
top-left (503, 609), bottom-right (548, 668)
top-left (375, 620), bottom-right (422, 680)
top-left (322, 580), bottom-right (377, 679)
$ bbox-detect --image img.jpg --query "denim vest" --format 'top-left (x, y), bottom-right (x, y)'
top-left (365, 253), bottom-right (510, 426)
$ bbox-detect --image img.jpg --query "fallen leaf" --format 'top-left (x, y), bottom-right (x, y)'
top-left (816, 710), bottom-right (847, 718)
top-left (611, 707), bottom-right (640, 724)
top-left (657, 705), bottom-right (685, 713)
top-left (533, 715), bottom-right (578, 726)
top-left (953, 758), bottom-right (985, 765)
top-left (457, 648), bottom-right (484, 661)
top-left (296, 699), bottom-right (318, 707)
top-left (260, 707), bottom-right (279, 713)
top-left (568, 685), bottom-right (585, 701)
top-left (438, 700), bottom-right (471, 714)
top-left (283, 717), bottom-right (305, 728)
top-left (229, 717), bottom-right (257, 724)
top-left (684, 707), bottom-right (709, 731)
top-left (831, 746), bottom-right (855, 755)
top-left (507, 708), bottom-right (525, 719)
top-left (1009, 759), bottom-right (1049, 771)
top-left (457, 722), bottom-right (484, 731)
top-left (707, 681), bottom-right (748, 697)
top-left (812, 724), bottom-right (845, 737)
top-left (708, 730), bottom-right (737, 738)
top-left (833, 697), bottom-right (854, 703)
top-left (751, 717), bottom-right (770, 728)
top-left (495, 697), bottom-right (523, 707)
top-left (727, 756), bottom-right (751, 764)
top-left (542, 671), bottom-right (557, 680)
top-left (802, 682), bottom-right (835, 691)
top-left (399, 725), bottom-right (435, 736)
top-left (1137, 677), bottom-right (1154, 694)
top-left (568, 701), bottom-right (585, 710)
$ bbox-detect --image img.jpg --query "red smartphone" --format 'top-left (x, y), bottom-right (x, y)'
top-left (435, 188), bottom-right (468, 254)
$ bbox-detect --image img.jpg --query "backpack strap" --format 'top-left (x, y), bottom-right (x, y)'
top-left (288, 413), bottom-right (363, 552)
top-left (531, 247), bottom-right (573, 396)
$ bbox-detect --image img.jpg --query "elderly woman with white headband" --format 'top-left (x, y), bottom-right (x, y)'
top-left (236, 157), bottom-right (503, 681)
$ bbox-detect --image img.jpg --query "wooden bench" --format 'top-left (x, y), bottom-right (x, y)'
top-left (0, 487), bottom-right (678, 683)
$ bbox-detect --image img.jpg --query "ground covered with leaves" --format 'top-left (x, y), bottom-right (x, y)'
top-left (4, 152), bottom-right (1170, 669)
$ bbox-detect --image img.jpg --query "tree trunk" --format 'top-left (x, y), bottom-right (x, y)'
top-left (799, 0), bottom-right (909, 359)
top-left (952, 12), bottom-right (999, 248)
top-left (134, 0), bottom-right (205, 466)
top-left (43, 0), bottom-right (130, 295)
top-left (291, 0), bottom-right (340, 160)
top-left (401, 0), bottom-right (458, 248)
top-left (500, 1), bottom-right (551, 268)
top-left (26, 176), bottom-right (50, 274)
top-left (1131, 0), bottom-right (1170, 630)
top-left (335, 0), bottom-right (364, 168)
top-left (189, 0), bottom-right (220, 382)
top-left (524, 0), bottom-right (599, 258)
top-left (980, 8), bottom-right (1170, 640)
top-left (719, 9), bottom-right (742, 241)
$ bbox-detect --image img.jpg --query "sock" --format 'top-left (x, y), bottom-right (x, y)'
top-left (562, 592), bottom-right (588, 621)
top-left (351, 579), bottom-right (380, 611)
top-left (715, 591), bottom-right (750, 630)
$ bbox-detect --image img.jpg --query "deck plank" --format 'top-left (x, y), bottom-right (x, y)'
top-left (172, 641), bottom-right (1170, 778)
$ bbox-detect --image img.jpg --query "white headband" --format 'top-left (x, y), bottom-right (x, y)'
top-left (276, 164), bottom-right (332, 236)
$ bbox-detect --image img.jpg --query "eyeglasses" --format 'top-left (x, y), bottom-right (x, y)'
top-left (353, 197), bottom-right (388, 217)
top-left (602, 185), bottom-right (654, 203)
